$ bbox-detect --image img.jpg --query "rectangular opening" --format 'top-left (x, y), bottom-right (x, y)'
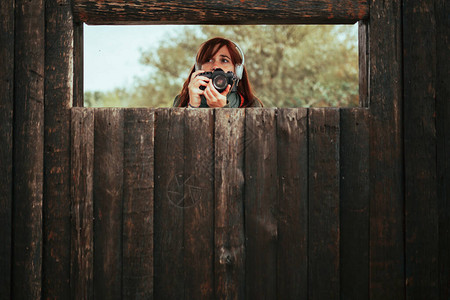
top-left (83, 24), bottom-right (362, 108)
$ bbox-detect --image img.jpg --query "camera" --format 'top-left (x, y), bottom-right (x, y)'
top-left (198, 68), bottom-right (237, 93)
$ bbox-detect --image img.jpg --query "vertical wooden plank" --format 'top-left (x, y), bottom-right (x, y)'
top-left (403, 0), bottom-right (439, 298)
top-left (43, 0), bottom-right (73, 297)
top-left (73, 22), bottom-right (83, 107)
top-left (154, 108), bottom-right (185, 300)
top-left (359, 20), bottom-right (369, 107)
top-left (184, 109), bottom-right (214, 299)
top-left (122, 109), bottom-right (154, 299)
top-left (93, 108), bottom-right (124, 300)
top-left (214, 109), bottom-right (246, 300)
top-left (245, 108), bottom-right (278, 300)
top-left (368, 0), bottom-right (404, 298)
top-left (276, 108), bottom-right (308, 300)
top-left (308, 108), bottom-right (340, 300)
top-left (12, 0), bottom-right (45, 298)
top-left (436, 0), bottom-right (450, 298)
top-left (0, 0), bottom-right (14, 297)
top-left (71, 108), bottom-right (94, 300)
top-left (339, 108), bottom-right (370, 299)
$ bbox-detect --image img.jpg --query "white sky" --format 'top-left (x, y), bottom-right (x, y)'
top-left (84, 24), bottom-right (181, 92)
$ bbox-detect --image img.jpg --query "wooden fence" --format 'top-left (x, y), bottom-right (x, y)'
top-left (2, 0), bottom-right (449, 298)
top-left (70, 107), bottom-right (370, 299)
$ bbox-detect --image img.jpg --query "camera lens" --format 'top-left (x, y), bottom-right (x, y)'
top-left (213, 74), bottom-right (227, 92)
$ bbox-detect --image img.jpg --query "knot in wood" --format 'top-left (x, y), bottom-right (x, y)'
top-left (219, 248), bottom-right (233, 265)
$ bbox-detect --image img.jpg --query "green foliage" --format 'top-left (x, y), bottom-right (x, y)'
top-left (85, 88), bottom-right (134, 107)
top-left (86, 25), bottom-right (359, 108)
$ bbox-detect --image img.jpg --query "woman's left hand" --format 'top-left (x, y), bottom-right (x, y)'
top-left (203, 81), bottom-right (231, 108)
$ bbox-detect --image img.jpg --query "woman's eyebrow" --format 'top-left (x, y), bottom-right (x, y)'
top-left (219, 54), bottom-right (231, 59)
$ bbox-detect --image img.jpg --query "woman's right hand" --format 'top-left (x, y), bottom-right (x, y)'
top-left (188, 70), bottom-right (210, 107)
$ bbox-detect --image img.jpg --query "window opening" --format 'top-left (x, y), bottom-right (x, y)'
top-left (84, 24), bottom-right (359, 108)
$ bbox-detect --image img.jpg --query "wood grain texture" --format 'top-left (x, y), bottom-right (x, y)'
top-left (73, 0), bottom-right (369, 25)
top-left (368, 0), bottom-right (404, 298)
top-left (436, 0), bottom-right (450, 298)
top-left (153, 108), bottom-right (185, 300)
top-left (0, 0), bottom-right (13, 298)
top-left (184, 109), bottom-right (215, 300)
top-left (12, 0), bottom-right (45, 298)
top-left (122, 109), bottom-right (155, 299)
top-left (73, 22), bottom-right (83, 107)
top-left (358, 20), bottom-right (369, 107)
top-left (244, 108), bottom-right (278, 300)
top-left (70, 108), bottom-right (94, 300)
top-left (339, 108), bottom-right (369, 299)
top-left (214, 109), bottom-right (246, 299)
top-left (43, 0), bottom-right (73, 297)
top-left (93, 108), bottom-right (124, 300)
top-left (276, 108), bottom-right (308, 300)
top-left (308, 108), bottom-right (340, 300)
top-left (403, 0), bottom-right (439, 298)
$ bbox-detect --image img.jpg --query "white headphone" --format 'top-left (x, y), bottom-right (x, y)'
top-left (195, 40), bottom-right (245, 80)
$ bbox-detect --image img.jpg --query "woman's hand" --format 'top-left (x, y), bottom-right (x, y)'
top-left (188, 70), bottom-right (231, 108)
top-left (203, 80), bottom-right (231, 108)
top-left (188, 70), bottom-right (209, 107)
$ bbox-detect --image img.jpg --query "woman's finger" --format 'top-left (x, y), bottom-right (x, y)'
top-left (190, 69), bottom-right (205, 79)
top-left (222, 84), bottom-right (231, 96)
top-left (204, 83), bottom-right (227, 107)
top-left (189, 75), bottom-right (209, 92)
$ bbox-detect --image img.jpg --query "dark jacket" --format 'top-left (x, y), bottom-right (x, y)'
top-left (172, 92), bottom-right (263, 108)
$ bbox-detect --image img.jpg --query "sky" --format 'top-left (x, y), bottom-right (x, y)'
top-left (84, 24), bottom-right (182, 92)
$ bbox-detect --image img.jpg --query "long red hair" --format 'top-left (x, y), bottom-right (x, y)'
top-left (177, 37), bottom-right (261, 107)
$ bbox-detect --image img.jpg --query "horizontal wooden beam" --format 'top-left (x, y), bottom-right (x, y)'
top-left (73, 0), bottom-right (369, 25)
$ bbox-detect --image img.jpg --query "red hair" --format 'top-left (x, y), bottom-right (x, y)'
top-left (177, 37), bottom-right (260, 107)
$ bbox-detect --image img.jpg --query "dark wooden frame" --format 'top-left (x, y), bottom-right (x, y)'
top-left (73, 0), bottom-right (369, 25)
top-left (69, 2), bottom-right (371, 299)
top-left (70, 2), bottom-right (370, 299)
top-left (72, 0), bottom-right (370, 108)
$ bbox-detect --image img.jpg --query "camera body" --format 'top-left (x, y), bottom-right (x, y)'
top-left (198, 68), bottom-right (237, 93)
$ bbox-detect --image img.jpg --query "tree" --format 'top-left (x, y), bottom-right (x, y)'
top-left (85, 88), bottom-right (134, 107)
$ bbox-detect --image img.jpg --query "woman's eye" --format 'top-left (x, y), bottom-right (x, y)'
top-left (207, 59), bottom-right (214, 63)
top-left (222, 58), bottom-right (230, 63)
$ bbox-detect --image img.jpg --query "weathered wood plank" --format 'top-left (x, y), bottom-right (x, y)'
top-left (368, 0), bottom-right (404, 298)
top-left (73, 22), bottom-right (83, 107)
top-left (93, 108), bottom-right (124, 300)
top-left (70, 108), bottom-right (94, 300)
top-left (403, 0), bottom-right (439, 298)
top-left (276, 108), bottom-right (308, 300)
top-left (339, 108), bottom-right (369, 299)
top-left (184, 109), bottom-right (215, 299)
top-left (214, 109), bottom-right (246, 299)
top-left (308, 108), bottom-right (340, 300)
top-left (358, 20), bottom-right (369, 107)
top-left (436, 0), bottom-right (450, 298)
top-left (12, 0), bottom-right (45, 298)
top-left (122, 109), bottom-right (155, 299)
top-left (73, 0), bottom-right (369, 25)
top-left (0, 0), bottom-right (14, 297)
top-left (154, 108), bottom-right (185, 300)
top-left (245, 108), bottom-right (278, 299)
top-left (43, 0), bottom-right (73, 297)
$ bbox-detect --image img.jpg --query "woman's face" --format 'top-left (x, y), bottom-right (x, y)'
top-left (201, 45), bottom-right (235, 74)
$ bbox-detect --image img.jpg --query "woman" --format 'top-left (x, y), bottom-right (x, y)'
top-left (173, 37), bottom-right (263, 108)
